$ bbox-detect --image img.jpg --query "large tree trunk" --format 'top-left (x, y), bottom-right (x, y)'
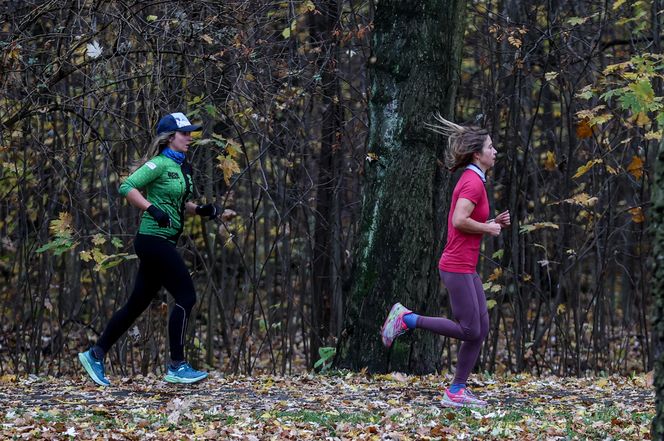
top-left (335, 0), bottom-right (467, 373)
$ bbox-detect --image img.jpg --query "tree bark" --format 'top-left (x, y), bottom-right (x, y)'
top-left (335, 0), bottom-right (467, 373)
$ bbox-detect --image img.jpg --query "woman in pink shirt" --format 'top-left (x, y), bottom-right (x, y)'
top-left (380, 116), bottom-right (510, 408)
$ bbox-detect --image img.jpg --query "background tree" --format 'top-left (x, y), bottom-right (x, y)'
top-left (335, 0), bottom-right (467, 373)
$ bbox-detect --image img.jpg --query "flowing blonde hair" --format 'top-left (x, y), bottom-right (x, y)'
top-left (128, 131), bottom-right (176, 173)
top-left (150, 131), bottom-right (175, 155)
top-left (425, 113), bottom-right (489, 172)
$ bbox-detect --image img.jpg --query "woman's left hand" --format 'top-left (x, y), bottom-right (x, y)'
top-left (196, 203), bottom-right (220, 219)
top-left (495, 210), bottom-right (510, 228)
top-left (221, 209), bottom-right (237, 222)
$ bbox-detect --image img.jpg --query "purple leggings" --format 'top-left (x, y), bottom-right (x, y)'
top-left (415, 270), bottom-right (489, 384)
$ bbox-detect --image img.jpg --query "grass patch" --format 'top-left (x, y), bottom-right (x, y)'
top-left (272, 409), bottom-right (380, 428)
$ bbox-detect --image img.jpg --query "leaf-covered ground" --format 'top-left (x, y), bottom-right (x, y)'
top-left (0, 372), bottom-right (654, 440)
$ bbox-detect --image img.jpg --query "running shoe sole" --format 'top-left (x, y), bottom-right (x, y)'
top-left (163, 373), bottom-right (208, 384)
top-left (78, 352), bottom-right (109, 387)
top-left (380, 303), bottom-right (409, 348)
top-left (441, 395), bottom-right (487, 408)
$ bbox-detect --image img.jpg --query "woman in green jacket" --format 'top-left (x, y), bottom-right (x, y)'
top-left (79, 112), bottom-right (221, 386)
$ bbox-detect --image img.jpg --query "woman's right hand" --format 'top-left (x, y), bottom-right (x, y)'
top-left (486, 221), bottom-right (502, 237)
top-left (147, 205), bottom-right (171, 227)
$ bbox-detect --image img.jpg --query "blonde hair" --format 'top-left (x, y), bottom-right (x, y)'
top-left (128, 131), bottom-right (176, 173)
top-left (150, 131), bottom-right (175, 156)
top-left (426, 113), bottom-right (489, 172)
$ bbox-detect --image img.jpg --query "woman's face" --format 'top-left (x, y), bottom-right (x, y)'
top-left (169, 131), bottom-right (193, 153)
top-left (475, 135), bottom-right (497, 171)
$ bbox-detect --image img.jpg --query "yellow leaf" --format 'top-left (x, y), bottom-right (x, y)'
top-left (544, 72), bottom-right (558, 82)
top-left (282, 19), bottom-right (296, 39)
top-left (486, 299), bottom-right (497, 309)
top-left (634, 112), bottom-right (650, 127)
top-left (557, 304), bottom-right (566, 315)
top-left (522, 273), bottom-right (532, 282)
top-left (573, 159), bottom-right (603, 179)
top-left (603, 61), bottom-right (631, 75)
top-left (576, 109), bottom-right (595, 120)
top-left (645, 131), bottom-right (662, 140)
top-left (589, 113), bottom-right (612, 126)
top-left (605, 165), bottom-right (618, 175)
top-left (544, 151), bottom-right (557, 171)
top-left (92, 233), bottom-right (106, 246)
top-left (563, 192), bottom-right (598, 207)
top-left (92, 248), bottom-right (106, 264)
top-left (519, 222), bottom-right (560, 234)
top-left (612, 0), bottom-right (627, 10)
top-left (217, 156), bottom-right (241, 185)
top-left (298, 0), bottom-right (316, 13)
top-left (627, 156), bottom-right (644, 180)
top-left (80, 250), bottom-right (92, 262)
top-left (629, 207), bottom-right (645, 223)
top-left (225, 139), bottom-right (241, 158)
top-left (508, 36), bottom-right (522, 48)
top-left (488, 267), bottom-right (503, 281)
top-left (200, 34), bottom-right (214, 44)
top-left (575, 85), bottom-right (594, 100)
top-left (49, 212), bottom-right (73, 237)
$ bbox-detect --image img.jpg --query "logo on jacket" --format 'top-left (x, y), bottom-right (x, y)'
top-left (167, 172), bottom-right (179, 179)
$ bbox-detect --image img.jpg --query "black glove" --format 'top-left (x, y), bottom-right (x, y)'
top-left (195, 203), bottom-right (219, 220)
top-left (147, 205), bottom-right (171, 227)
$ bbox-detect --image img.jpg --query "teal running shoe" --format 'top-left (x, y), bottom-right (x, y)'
top-left (78, 349), bottom-right (110, 387)
top-left (164, 362), bottom-right (208, 384)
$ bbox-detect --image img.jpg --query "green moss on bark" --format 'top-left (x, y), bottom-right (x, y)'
top-left (335, 0), bottom-right (468, 374)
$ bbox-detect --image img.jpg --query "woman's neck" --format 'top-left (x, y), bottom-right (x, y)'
top-left (470, 161), bottom-right (487, 174)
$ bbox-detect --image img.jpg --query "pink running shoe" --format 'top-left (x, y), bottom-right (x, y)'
top-left (380, 303), bottom-right (411, 348)
top-left (441, 387), bottom-right (488, 408)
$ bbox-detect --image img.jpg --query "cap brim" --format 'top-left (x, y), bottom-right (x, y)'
top-left (176, 124), bottom-right (202, 132)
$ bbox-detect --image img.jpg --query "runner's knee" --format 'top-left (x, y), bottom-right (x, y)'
top-left (177, 293), bottom-right (196, 314)
top-left (462, 325), bottom-right (482, 341)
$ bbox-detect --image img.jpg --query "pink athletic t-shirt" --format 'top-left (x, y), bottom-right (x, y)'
top-left (439, 169), bottom-right (490, 273)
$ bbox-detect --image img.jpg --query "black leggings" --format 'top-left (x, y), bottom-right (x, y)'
top-left (96, 234), bottom-right (196, 362)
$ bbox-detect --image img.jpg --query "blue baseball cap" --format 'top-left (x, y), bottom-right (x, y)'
top-left (156, 112), bottom-right (202, 134)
